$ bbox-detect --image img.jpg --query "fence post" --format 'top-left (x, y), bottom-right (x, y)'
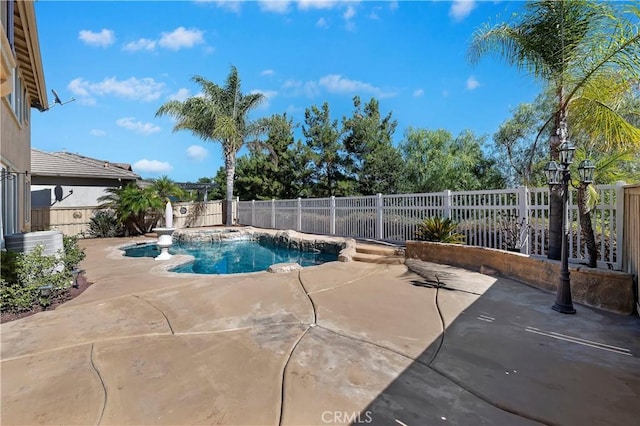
top-left (297, 197), bottom-right (302, 231)
top-left (443, 190), bottom-right (452, 219)
top-left (615, 181), bottom-right (625, 270)
top-left (271, 199), bottom-right (276, 229)
top-left (376, 193), bottom-right (383, 240)
top-left (235, 196), bottom-right (239, 224)
top-left (519, 186), bottom-right (530, 254)
top-left (251, 200), bottom-right (255, 226)
top-left (330, 196), bottom-right (336, 235)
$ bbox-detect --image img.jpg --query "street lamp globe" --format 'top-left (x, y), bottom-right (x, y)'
top-left (578, 159), bottom-right (596, 184)
top-left (558, 141), bottom-right (576, 165)
top-left (544, 161), bottom-right (561, 185)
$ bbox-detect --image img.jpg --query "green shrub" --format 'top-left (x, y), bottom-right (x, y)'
top-left (88, 210), bottom-right (123, 238)
top-left (63, 235), bottom-right (86, 268)
top-left (415, 216), bottom-right (465, 244)
top-left (1, 239), bottom-right (86, 313)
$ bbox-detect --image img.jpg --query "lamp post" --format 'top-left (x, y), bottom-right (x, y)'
top-left (543, 142), bottom-right (595, 314)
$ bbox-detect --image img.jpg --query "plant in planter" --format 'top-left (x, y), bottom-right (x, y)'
top-left (498, 212), bottom-right (529, 252)
top-left (415, 216), bottom-right (465, 244)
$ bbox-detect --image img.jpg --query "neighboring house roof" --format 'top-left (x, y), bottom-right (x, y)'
top-left (31, 149), bottom-right (140, 180)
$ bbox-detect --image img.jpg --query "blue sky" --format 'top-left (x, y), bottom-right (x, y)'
top-left (32, 0), bottom-right (542, 182)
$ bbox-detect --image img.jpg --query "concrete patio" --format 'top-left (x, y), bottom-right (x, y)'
top-left (1, 236), bottom-right (639, 425)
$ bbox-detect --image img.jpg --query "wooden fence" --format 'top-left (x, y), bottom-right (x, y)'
top-left (622, 184), bottom-right (640, 312)
top-left (31, 201), bottom-right (227, 236)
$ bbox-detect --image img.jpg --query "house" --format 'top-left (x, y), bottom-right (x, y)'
top-left (1, 0), bottom-right (48, 244)
top-left (30, 149), bottom-right (140, 234)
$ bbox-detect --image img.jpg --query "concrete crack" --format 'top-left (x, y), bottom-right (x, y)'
top-left (277, 325), bottom-right (311, 426)
top-left (306, 266), bottom-right (383, 295)
top-left (133, 295), bottom-right (175, 335)
top-left (89, 343), bottom-right (108, 425)
top-left (296, 270), bottom-right (317, 325)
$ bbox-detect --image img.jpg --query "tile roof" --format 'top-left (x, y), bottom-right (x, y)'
top-left (31, 149), bottom-right (140, 180)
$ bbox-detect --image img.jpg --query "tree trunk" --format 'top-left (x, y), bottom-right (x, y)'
top-left (224, 149), bottom-right (236, 226)
top-left (577, 184), bottom-right (598, 267)
top-left (548, 90), bottom-right (569, 261)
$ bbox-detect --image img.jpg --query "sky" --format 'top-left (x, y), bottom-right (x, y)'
top-left (31, 0), bottom-right (543, 182)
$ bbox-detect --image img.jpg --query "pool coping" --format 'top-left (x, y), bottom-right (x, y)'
top-left (109, 226), bottom-right (357, 277)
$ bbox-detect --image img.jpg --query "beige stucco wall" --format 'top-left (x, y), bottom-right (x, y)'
top-left (406, 241), bottom-right (635, 315)
top-left (1, 96), bottom-right (31, 233)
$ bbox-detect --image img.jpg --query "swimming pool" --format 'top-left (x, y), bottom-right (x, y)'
top-left (124, 239), bottom-right (338, 274)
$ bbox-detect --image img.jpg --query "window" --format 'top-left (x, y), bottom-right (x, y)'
top-left (0, 168), bottom-right (18, 235)
top-left (1, 1), bottom-right (14, 54)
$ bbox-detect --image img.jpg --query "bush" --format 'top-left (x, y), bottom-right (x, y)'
top-left (88, 210), bottom-right (123, 237)
top-left (1, 238), bottom-right (87, 313)
top-left (415, 216), bottom-right (465, 244)
top-left (63, 235), bottom-right (86, 268)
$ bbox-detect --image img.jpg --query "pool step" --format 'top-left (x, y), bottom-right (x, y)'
top-left (353, 244), bottom-right (405, 264)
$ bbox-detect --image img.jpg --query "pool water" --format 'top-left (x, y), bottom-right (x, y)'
top-left (124, 240), bottom-right (337, 274)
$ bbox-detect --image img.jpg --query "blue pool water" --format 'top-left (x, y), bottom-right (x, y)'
top-left (124, 240), bottom-right (337, 274)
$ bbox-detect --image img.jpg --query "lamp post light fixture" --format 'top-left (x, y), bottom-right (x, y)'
top-left (544, 142), bottom-right (595, 315)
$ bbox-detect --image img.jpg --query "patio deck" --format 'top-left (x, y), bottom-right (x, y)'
top-left (1, 235), bottom-right (639, 425)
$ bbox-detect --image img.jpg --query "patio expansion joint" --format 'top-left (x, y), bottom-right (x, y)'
top-left (277, 324), bottom-right (312, 426)
top-left (305, 266), bottom-right (385, 296)
top-left (133, 295), bottom-right (175, 335)
top-left (89, 343), bottom-right (108, 426)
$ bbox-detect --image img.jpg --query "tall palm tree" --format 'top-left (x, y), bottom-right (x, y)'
top-left (469, 0), bottom-right (640, 260)
top-left (570, 76), bottom-right (640, 267)
top-left (156, 66), bottom-right (265, 225)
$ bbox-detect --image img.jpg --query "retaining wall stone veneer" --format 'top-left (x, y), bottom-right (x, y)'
top-left (406, 241), bottom-right (634, 315)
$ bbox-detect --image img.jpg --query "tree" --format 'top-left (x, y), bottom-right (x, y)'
top-left (342, 96), bottom-right (403, 195)
top-left (156, 66), bottom-right (266, 225)
top-left (97, 183), bottom-right (163, 236)
top-left (569, 76), bottom-right (640, 267)
top-left (401, 128), bottom-right (504, 193)
top-left (150, 175), bottom-right (185, 201)
top-left (492, 92), bottom-right (555, 187)
top-left (469, 0), bottom-right (640, 260)
top-left (303, 102), bottom-right (351, 197)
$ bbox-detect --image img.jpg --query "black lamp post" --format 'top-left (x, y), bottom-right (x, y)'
top-left (543, 142), bottom-right (595, 314)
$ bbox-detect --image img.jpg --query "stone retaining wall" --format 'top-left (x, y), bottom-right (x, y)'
top-left (406, 241), bottom-right (635, 315)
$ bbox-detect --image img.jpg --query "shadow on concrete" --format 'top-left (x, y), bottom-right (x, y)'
top-left (358, 269), bottom-right (640, 426)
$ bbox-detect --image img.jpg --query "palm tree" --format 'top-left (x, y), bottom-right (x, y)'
top-left (569, 76), bottom-right (640, 267)
top-left (98, 183), bottom-right (163, 235)
top-left (150, 175), bottom-right (185, 201)
top-left (469, 0), bottom-right (640, 260)
top-left (156, 66), bottom-right (265, 225)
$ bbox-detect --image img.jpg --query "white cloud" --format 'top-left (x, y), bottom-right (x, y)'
top-left (78, 29), bottom-right (115, 47)
top-left (214, 0), bottom-right (242, 13)
top-left (123, 38), bottom-right (156, 52)
top-left (389, 1), bottom-right (398, 11)
top-left (169, 88), bottom-right (191, 101)
top-left (318, 74), bottom-right (395, 98)
top-left (466, 75), bottom-right (480, 90)
top-left (68, 77), bottom-right (165, 102)
top-left (89, 129), bottom-right (106, 137)
top-left (158, 27), bottom-right (204, 50)
top-left (316, 17), bottom-right (329, 28)
top-left (261, 69), bottom-right (275, 76)
top-left (186, 145), bottom-right (209, 162)
top-left (133, 159), bottom-right (173, 174)
top-left (450, 0), bottom-right (476, 22)
top-left (297, 0), bottom-right (339, 10)
top-left (282, 79), bottom-right (320, 98)
top-left (251, 89), bottom-right (278, 108)
top-left (116, 117), bottom-right (161, 135)
top-left (259, 1), bottom-right (291, 13)
top-left (413, 89), bottom-right (424, 97)
top-left (343, 5), bottom-right (356, 20)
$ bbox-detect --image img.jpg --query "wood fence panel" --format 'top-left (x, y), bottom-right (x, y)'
top-left (622, 185), bottom-right (640, 312)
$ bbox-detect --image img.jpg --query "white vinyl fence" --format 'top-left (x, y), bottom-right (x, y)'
top-left (237, 183), bottom-right (625, 270)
